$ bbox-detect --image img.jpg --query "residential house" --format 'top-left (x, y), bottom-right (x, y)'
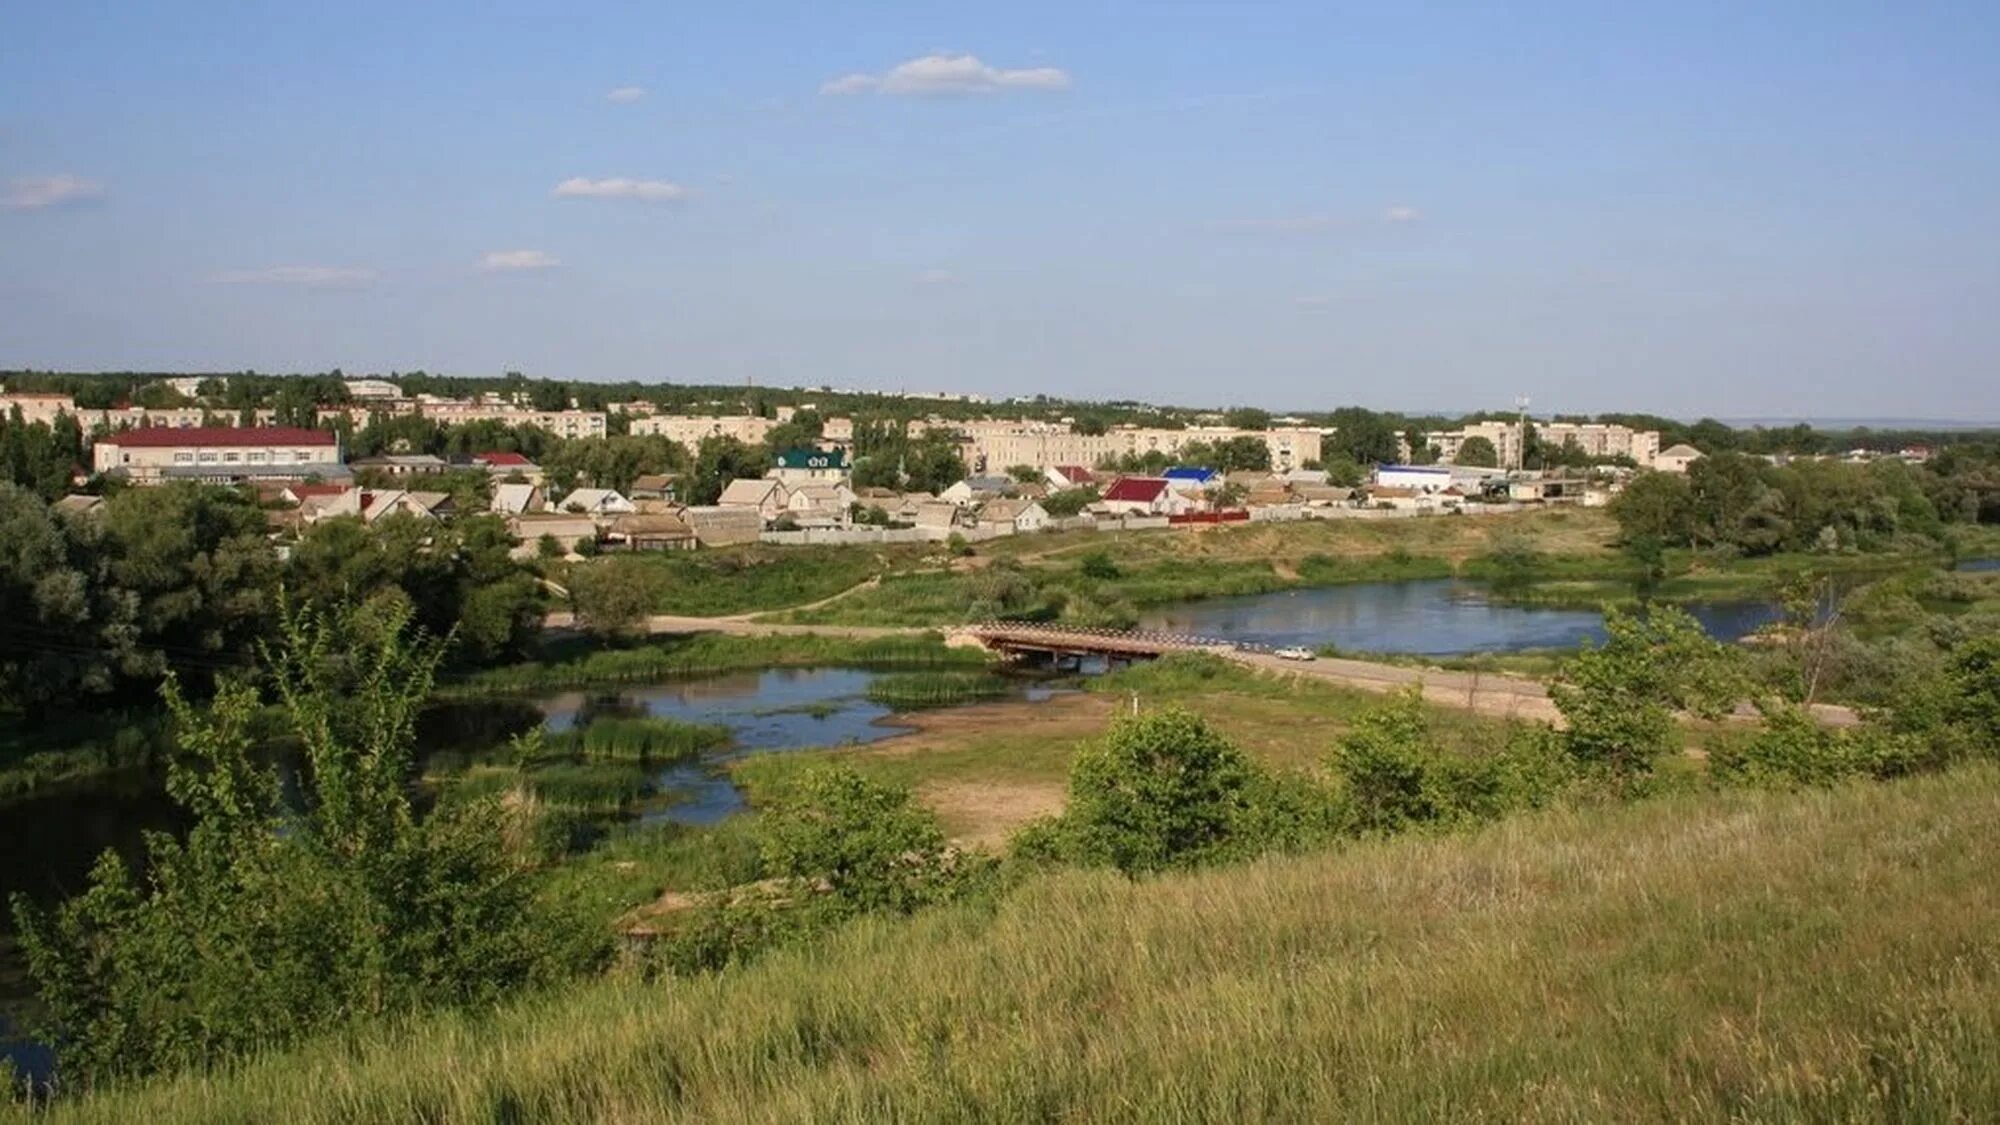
top-left (471, 451), bottom-right (543, 483)
top-left (52, 494), bottom-right (104, 516)
top-left (491, 482), bottom-right (547, 515)
top-left (351, 454), bottom-right (450, 478)
top-left (280, 483), bottom-right (349, 506)
top-left (939, 475), bottom-right (1013, 507)
top-left (976, 498), bottom-right (1050, 535)
top-left (784, 482), bottom-right (856, 528)
top-left (1044, 464), bottom-right (1096, 491)
top-left (1655, 444), bottom-right (1703, 474)
top-left (768, 448), bottom-right (850, 485)
top-left (555, 488), bottom-right (637, 516)
top-left (1162, 467), bottom-right (1219, 494)
top-left (913, 501), bottom-right (962, 533)
top-left (608, 510), bottom-right (697, 551)
top-left (629, 473), bottom-right (679, 501)
top-left (372, 490), bottom-right (456, 521)
top-left (1100, 476), bottom-right (1185, 516)
top-left (716, 478), bottom-right (789, 523)
top-left (508, 514), bottom-right (600, 559)
top-left (682, 505), bottom-right (765, 547)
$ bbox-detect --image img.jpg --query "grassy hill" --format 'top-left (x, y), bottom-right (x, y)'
top-left (22, 767), bottom-right (2000, 1123)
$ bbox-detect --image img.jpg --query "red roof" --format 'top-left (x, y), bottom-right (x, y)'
top-left (287, 484), bottom-right (349, 499)
top-left (1053, 465), bottom-right (1094, 484)
top-left (1103, 476), bottom-right (1169, 503)
top-left (105, 426), bottom-right (336, 448)
top-left (475, 450), bottom-right (534, 466)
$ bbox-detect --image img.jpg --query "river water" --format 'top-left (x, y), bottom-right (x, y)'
top-left (1138, 579), bottom-right (1780, 655)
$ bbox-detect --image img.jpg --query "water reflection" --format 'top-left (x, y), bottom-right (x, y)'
top-left (1138, 579), bottom-right (1781, 655)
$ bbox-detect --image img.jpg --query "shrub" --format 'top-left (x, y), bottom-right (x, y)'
top-left (1078, 550), bottom-right (1121, 580)
top-left (1063, 708), bottom-right (1257, 875)
top-left (1711, 704), bottom-right (1939, 788)
top-left (1550, 606), bottom-right (1745, 782)
top-left (757, 767), bottom-right (971, 915)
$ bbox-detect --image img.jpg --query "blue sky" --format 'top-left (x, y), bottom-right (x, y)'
top-left (3, 1), bottom-right (1996, 418)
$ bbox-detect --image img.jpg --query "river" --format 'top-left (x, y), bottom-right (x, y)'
top-left (1137, 578), bottom-right (1781, 655)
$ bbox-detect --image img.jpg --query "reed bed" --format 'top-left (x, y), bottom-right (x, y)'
top-left (439, 634), bottom-right (986, 698)
top-left (546, 716), bottom-right (730, 764)
top-left (864, 671), bottom-right (1016, 711)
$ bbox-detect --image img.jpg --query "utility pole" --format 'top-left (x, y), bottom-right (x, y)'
top-left (1513, 394), bottom-right (1531, 471)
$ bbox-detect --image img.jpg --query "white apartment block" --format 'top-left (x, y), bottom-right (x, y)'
top-left (1431, 420), bottom-right (1660, 469)
top-left (915, 419), bottom-right (1324, 473)
top-left (629, 414), bottom-right (783, 446)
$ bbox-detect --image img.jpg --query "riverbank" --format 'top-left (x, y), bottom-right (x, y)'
top-left (34, 766), bottom-right (2000, 1123)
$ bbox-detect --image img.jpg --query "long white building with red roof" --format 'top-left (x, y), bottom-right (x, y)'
top-left (92, 426), bottom-right (345, 484)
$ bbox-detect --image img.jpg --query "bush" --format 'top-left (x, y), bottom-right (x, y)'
top-left (1550, 606), bottom-right (1745, 781)
top-left (1063, 708), bottom-right (1257, 874)
top-left (1078, 550), bottom-right (1121, 580)
top-left (1711, 704), bottom-right (1939, 788)
top-left (757, 767), bottom-right (973, 915)
top-left (1333, 690), bottom-right (1576, 834)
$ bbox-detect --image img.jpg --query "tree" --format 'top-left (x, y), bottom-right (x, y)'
top-left (1005, 464), bottom-right (1042, 484)
top-left (1324, 408), bottom-right (1402, 465)
top-left (1453, 435), bottom-right (1499, 467)
top-left (1064, 708), bottom-right (1256, 874)
top-left (689, 436), bottom-right (772, 505)
top-left (568, 558), bottom-right (655, 639)
top-left (1610, 471), bottom-right (1695, 548)
top-left (1223, 407), bottom-right (1271, 430)
top-left (902, 431), bottom-right (969, 495)
top-left (10, 602), bottom-right (552, 1084)
top-left (1550, 606), bottom-right (1744, 782)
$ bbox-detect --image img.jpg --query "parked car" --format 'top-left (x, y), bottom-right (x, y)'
top-left (1274, 646), bottom-right (1317, 662)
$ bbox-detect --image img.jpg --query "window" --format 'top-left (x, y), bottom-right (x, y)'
top-left (223, 451), bottom-right (241, 463)
top-left (294, 451), bottom-right (311, 463)
top-left (248, 451), bottom-right (267, 464)
top-left (198, 451), bottom-right (217, 463)
top-left (174, 452), bottom-right (194, 464)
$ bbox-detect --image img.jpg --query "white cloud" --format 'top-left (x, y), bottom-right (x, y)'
top-left (552, 176), bottom-right (690, 203)
top-left (821, 54), bottom-right (1070, 96)
top-left (3, 174), bottom-right (105, 210)
top-left (1384, 205), bottom-right (1421, 223)
top-left (605, 85), bottom-right (646, 103)
top-left (480, 249), bottom-right (559, 272)
top-left (210, 265), bottom-right (377, 288)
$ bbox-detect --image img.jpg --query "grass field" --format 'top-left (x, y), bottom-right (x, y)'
top-left (29, 765), bottom-right (1998, 1123)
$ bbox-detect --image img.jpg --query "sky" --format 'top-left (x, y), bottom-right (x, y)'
top-left (2, 1), bottom-right (1997, 419)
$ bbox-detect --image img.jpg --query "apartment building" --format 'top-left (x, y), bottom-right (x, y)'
top-left (629, 414), bottom-right (782, 446)
top-left (917, 419), bottom-right (1324, 474)
top-left (1430, 420), bottom-right (1661, 469)
top-left (93, 426), bottom-right (344, 483)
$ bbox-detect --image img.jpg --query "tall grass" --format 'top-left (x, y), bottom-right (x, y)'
top-left (547, 717), bottom-right (730, 763)
top-left (439, 633), bottom-right (987, 697)
top-left (31, 767), bottom-right (2000, 1122)
top-left (864, 671), bottom-right (1015, 711)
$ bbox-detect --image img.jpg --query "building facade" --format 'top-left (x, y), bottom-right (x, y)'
top-left (93, 426), bottom-right (344, 483)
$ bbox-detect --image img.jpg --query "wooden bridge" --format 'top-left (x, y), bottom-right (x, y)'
top-left (957, 622), bottom-right (1258, 663)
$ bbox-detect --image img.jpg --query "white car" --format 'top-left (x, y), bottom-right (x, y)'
top-left (1274, 646), bottom-right (1317, 662)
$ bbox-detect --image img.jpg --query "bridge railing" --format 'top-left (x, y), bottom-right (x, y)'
top-left (965, 620), bottom-right (1275, 655)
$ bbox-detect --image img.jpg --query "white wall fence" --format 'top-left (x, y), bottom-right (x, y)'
top-left (757, 513), bottom-right (1171, 547)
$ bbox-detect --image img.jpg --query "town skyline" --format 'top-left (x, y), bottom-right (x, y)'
top-left (6, 3), bottom-right (1997, 419)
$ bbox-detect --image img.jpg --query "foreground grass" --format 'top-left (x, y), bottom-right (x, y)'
top-left (30, 766), bottom-right (1999, 1122)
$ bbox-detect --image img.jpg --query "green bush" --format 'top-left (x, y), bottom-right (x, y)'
top-left (758, 767), bottom-right (974, 916)
top-left (1712, 704), bottom-right (1939, 788)
top-left (1550, 606), bottom-right (1746, 781)
top-left (1063, 708), bottom-right (1258, 875)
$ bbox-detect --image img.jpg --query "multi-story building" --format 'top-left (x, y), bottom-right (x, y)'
top-left (93, 426), bottom-right (345, 484)
top-left (1430, 420), bottom-right (1660, 469)
top-left (0, 392), bottom-right (81, 427)
top-left (343, 378), bottom-right (404, 400)
top-left (629, 414), bottom-right (782, 446)
top-left (917, 419), bottom-right (1324, 474)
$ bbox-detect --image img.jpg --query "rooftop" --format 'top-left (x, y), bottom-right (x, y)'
top-left (104, 426), bottom-right (336, 448)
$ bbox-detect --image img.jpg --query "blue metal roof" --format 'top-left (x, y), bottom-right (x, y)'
top-left (1162, 466), bottom-right (1217, 481)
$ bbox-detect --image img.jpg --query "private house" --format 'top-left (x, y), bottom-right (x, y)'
top-left (629, 473), bottom-right (679, 501)
top-left (784, 482), bottom-right (856, 528)
top-left (491, 482), bottom-right (547, 515)
top-left (351, 454), bottom-right (450, 478)
top-left (555, 488), bottom-right (636, 516)
top-left (716, 478), bottom-right (790, 523)
top-left (913, 500), bottom-right (962, 532)
top-left (281, 483), bottom-right (349, 506)
top-left (471, 451), bottom-right (543, 483)
top-left (52, 494), bottom-right (104, 516)
top-left (607, 510), bottom-right (697, 551)
top-left (1373, 464), bottom-right (1455, 493)
top-left (682, 505), bottom-right (765, 547)
top-left (939, 475), bottom-right (1014, 507)
top-left (1044, 464), bottom-right (1096, 490)
top-left (976, 498), bottom-right (1050, 535)
top-left (768, 448), bottom-right (850, 485)
top-left (1100, 476), bottom-right (1183, 516)
top-left (1655, 444), bottom-right (1703, 474)
top-left (1162, 467), bottom-right (1219, 494)
top-left (508, 514), bottom-right (600, 558)
top-left (369, 490), bottom-right (456, 521)
top-left (92, 426), bottom-right (344, 485)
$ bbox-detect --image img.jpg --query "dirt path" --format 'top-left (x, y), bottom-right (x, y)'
top-left (720, 576), bottom-right (881, 621)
